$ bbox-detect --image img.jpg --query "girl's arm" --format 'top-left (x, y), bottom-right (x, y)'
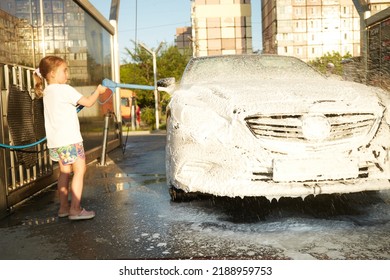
top-left (77, 85), bottom-right (107, 107)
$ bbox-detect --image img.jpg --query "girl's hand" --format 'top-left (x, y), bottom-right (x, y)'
top-left (97, 84), bottom-right (108, 95)
top-left (78, 85), bottom-right (109, 107)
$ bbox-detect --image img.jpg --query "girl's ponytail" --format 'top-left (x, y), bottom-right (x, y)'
top-left (33, 69), bottom-right (44, 98)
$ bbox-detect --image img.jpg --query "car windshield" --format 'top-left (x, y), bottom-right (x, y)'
top-left (180, 54), bottom-right (323, 85)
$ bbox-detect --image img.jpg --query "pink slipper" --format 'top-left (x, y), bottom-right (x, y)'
top-left (58, 212), bottom-right (69, 218)
top-left (68, 208), bottom-right (95, 220)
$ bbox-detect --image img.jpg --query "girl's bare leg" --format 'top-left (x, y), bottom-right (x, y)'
top-left (58, 161), bottom-right (71, 215)
top-left (69, 157), bottom-right (87, 215)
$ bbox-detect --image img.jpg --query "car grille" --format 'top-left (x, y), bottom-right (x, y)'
top-left (245, 113), bottom-right (377, 142)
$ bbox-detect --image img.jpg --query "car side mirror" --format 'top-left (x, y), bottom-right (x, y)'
top-left (157, 77), bottom-right (176, 94)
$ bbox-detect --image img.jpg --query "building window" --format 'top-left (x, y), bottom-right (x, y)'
top-left (295, 7), bottom-right (304, 16)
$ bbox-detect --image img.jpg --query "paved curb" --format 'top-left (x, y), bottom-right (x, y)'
top-left (121, 129), bottom-right (166, 136)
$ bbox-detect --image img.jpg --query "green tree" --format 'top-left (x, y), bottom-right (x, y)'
top-left (308, 51), bottom-right (352, 76)
top-left (157, 46), bottom-right (191, 113)
top-left (120, 43), bottom-right (190, 128)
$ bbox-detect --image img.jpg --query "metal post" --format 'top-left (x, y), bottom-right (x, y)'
top-left (152, 51), bottom-right (159, 130)
top-left (39, 0), bottom-right (46, 57)
top-left (0, 67), bottom-right (8, 216)
top-left (100, 113), bottom-right (110, 166)
top-left (131, 96), bottom-right (136, 130)
top-left (352, 0), bottom-right (369, 83)
top-left (138, 41), bottom-right (164, 130)
top-left (109, 0), bottom-right (122, 145)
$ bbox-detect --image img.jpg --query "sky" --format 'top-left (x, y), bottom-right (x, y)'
top-left (88, 0), bottom-right (262, 62)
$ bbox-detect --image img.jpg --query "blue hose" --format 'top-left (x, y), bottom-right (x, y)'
top-left (2, 78), bottom-right (152, 150)
top-left (0, 137), bottom-right (47, 150)
top-left (102, 78), bottom-right (154, 91)
top-left (0, 105), bottom-right (84, 150)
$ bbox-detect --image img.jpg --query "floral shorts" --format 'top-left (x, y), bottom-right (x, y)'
top-left (49, 142), bottom-right (85, 165)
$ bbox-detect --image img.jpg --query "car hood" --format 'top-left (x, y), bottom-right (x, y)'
top-left (177, 78), bottom-right (384, 116)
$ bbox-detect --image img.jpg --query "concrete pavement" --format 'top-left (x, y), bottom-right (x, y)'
top-left (0, 130), bottom-right (168, 259)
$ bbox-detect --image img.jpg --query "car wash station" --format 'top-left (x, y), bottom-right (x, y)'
top-left (0, 0), bottom-right (123, 217)
top-left (1, 0), bottom-right (390, 218)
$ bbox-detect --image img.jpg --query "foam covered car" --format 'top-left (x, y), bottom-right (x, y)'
top-left (165, 54), bottom-right (390, 201)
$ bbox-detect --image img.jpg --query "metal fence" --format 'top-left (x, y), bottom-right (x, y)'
top-left (0, 63), bottom-right (54, 215)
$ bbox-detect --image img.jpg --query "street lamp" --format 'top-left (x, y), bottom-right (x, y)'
top-left (138, 41), bottom-right (164, 130)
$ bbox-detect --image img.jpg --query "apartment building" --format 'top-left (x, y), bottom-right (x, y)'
top-left (262, 0), bottom-right (359, 61)
top-left (190, 0), bottom-right (253, 57)
top-left (261, 0), bottom-right (390, 62)
top-left (370, 0), bottom-right (390, 15)
top-left (175, 26), bottom-right (193, 56)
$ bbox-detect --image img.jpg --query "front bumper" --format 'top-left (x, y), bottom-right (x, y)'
top-left (167, 119), bottom-right (390, 201)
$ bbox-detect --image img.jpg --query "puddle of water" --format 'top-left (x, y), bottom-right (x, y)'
top-left (22, 216), bottom-right (59, 226)
top-left (102, 174), bottom-right (166, 194)
top-left (104, 182), bottom-right (132, 193)
top-left (0, 214), bottom-right (64, 228)
top-left (100, 173), bottom-right (165, 178)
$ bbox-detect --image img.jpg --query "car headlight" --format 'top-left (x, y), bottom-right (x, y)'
top-left (301, 114), bottom-right (331, 141)
top-left (171, 102), bottom-right (230, 143)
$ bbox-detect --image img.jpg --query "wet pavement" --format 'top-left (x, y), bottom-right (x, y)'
top-left (1, 131), bottom-right (390, 261)
top-left (0, 131), bottom-right (169, 259)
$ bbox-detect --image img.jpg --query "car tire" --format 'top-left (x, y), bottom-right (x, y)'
top-left (169, 186), bottom-right (200, 202)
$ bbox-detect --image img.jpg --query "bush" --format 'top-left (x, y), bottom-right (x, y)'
top-left (308, 51), bottom-right (352, 76)
top-left (141, 106), bottom-right (155, 128)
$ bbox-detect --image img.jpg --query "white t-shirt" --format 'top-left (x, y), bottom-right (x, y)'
top-left (43, 84), bottom-right (83, 148)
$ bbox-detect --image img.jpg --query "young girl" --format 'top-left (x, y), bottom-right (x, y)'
top-left (34, 55), bottom-right (107, 220)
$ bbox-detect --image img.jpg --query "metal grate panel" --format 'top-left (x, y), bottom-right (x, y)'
top-left (33, 98), bottom-right (46, 140)
top-left (7, 85), bottom-right (37, 168)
